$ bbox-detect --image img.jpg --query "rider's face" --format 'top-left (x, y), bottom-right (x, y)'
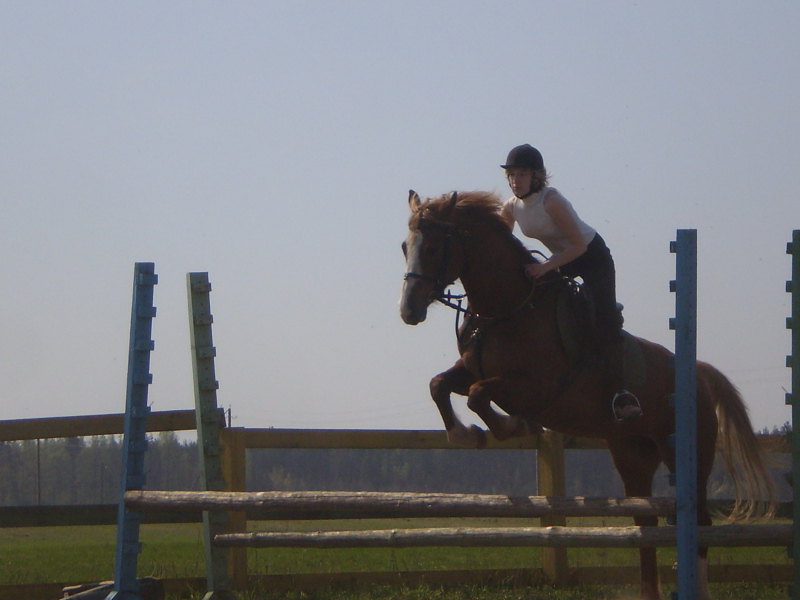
top-left (506, 168), bottom-right (534, 198)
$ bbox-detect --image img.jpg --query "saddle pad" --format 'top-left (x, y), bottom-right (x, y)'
top-left (556, 287), bottom-right (647, 388)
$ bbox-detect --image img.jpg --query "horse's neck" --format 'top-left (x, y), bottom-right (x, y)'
top-left (460, 235), bottom-right (532, 316)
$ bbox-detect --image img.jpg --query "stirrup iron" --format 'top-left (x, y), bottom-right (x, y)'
top-left (612, 390), bottom-right (642, 422)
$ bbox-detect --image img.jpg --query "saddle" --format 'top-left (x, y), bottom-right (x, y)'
top-left (555, 277), bottom-right (646, 388)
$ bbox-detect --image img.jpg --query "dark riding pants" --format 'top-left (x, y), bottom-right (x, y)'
top-left (559, 234), bottom-right (622, 347)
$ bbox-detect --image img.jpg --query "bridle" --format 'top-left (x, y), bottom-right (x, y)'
top-left (403, 218), bottom-right (551, 334)
top-left (403, 218), bottom-right (462, 302)
top-left (403, 215), bottom-right (578, 384)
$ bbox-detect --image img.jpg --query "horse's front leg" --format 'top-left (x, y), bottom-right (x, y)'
top-left (466, 376), bottom-right (541, 442)
top-left (429, 360), bottom-right (486, 448)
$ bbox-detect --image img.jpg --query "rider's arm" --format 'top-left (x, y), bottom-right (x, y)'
top-left (525, 191), bottom-right (588, 278)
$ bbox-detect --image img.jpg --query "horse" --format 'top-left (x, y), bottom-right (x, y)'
top-left (399, 190), bottom-right (776, 600)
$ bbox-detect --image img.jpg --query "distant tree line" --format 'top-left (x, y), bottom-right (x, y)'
top-left (0, 424), bottom-right (792, 507)
top-left (0, 432), bottom-right (199, 506)
top-left (758, 422), bottom-right (793, 437)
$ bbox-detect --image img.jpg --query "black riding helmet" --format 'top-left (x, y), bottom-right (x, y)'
top-left (501, 144), bottom-right (544, 171)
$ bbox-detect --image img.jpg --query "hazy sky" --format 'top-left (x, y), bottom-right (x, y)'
top-left (2, 2), bottom-right (797, 434)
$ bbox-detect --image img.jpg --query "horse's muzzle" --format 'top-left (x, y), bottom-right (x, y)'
top-left (399, 279), bottom-right (433, 325)
top-left (400, 299), bottom-right (428, 325)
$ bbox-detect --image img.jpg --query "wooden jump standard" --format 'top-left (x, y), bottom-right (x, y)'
top-left (125, 490), bottom-right (676, 519)
top-left (213, 524), bottom-right (792, 549)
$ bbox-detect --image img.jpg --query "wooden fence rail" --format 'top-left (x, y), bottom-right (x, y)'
top-left (214, 523), bottom-right (793, 549)
top-left (125, 490), bottom-right (677, 519)
top-left (0, 409), bottom-right (202, 442)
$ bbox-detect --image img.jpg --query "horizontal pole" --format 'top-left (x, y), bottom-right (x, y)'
top-left (0, 504), bottom-right (203, 527)
top-left (0, 409), bottom-right (205, 442)
top-left (214, 524), bottom-right (792, 549)
top-left (125, 490), bottom-right (676, 519)
top-left (240, 428), bottom-right (545, 450)
top-left (0, 415), bottom-right (785, 451)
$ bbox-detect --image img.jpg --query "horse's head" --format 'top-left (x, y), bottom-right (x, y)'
top-left (399, 190), bottom-right (464, 325)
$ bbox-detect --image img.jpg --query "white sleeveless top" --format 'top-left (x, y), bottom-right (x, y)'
top-left (503, 187), bottom-right (596, 254)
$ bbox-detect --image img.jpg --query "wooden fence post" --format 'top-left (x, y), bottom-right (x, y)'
top-left (188, 273), bottom-right (236, 600)
top-left (221, 427), bottom-right (248, 589)
top-left (537, 430), bottom-right (568, 584)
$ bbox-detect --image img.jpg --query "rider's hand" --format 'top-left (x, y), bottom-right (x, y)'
top-left (524, 262), bottom-right (552, 279)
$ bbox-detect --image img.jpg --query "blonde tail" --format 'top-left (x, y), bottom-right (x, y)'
top-left (703, 361), bottom-right (777, 521)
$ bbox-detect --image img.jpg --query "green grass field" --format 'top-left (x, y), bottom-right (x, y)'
top-left (0, 518), bottom-right (792, 599)
top-left (237, 583), bottom-right (791, 600)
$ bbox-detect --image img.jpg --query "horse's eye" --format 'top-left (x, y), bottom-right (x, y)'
top-left (401, 241), bottom-right (408, 257)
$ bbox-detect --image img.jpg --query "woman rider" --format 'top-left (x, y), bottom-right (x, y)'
top-left (499, 144), bottom-right (642, 422)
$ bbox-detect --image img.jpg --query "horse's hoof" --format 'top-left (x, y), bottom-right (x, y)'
top-left (446, 424), bottom-right (487, 449)
top-left (472, 425), bottom-right (488, 449)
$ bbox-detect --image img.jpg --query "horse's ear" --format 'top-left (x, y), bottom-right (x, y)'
top-left (444, 191), bottom-right (458, 215)
top-left (408, 190), bottom-right (422, 213)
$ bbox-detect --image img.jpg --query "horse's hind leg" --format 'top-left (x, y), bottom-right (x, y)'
top-left (429, 359), bottom-right (485, 448)
top-left (607, 435), bottom-right (663, 600)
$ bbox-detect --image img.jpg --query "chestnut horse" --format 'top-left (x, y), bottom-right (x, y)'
top-left (399, 190), bottom-right (775, 600)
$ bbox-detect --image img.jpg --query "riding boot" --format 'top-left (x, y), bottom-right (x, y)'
top-left (604, 340), bottom-right (643, 422)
